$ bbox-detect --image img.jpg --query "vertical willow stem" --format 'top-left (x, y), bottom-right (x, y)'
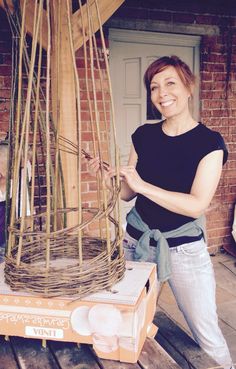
top-left (45, 0), bottom-right (51, 269)
top-left (95, 0), bottom-right (123, 249)
top-left (16, 0), bottom-right (43, 266)
top-left (87, 1), bottom-right (111, 258)
top-left (30, 11), bottom-right (43, 231)
top-left (8, 0), bottom-right (27, 255)
top-left (78, 0), bottom-right (103, 238)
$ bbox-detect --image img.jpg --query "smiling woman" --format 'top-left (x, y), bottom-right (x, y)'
top-left (121, 55), bottom-right (233, 369)
top-left (88, 54), bottom-right (234, 369)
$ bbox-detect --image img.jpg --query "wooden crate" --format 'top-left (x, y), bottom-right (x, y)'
top-left (0, 261), bottom-right (158, 363)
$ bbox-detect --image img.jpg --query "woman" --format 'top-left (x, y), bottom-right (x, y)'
top-left (89, 55), bottom-right (234, 369)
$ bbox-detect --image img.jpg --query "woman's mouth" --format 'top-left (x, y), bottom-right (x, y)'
top-left (160, 100), bottom-right (175, 107)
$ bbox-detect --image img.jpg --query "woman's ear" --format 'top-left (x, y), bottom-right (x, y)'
top-left (189, 85), bottom-right (194, 99)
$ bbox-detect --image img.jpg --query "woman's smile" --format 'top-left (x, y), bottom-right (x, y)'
top-left (159, 99), bottom-right (176, 107)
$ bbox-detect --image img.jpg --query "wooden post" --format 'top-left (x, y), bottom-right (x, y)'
top-left (50, 0), bottom-right (79, 227)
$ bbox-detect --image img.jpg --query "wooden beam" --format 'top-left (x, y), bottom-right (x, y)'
top-left (0, 0), bottom-right (48, 50)
top-left (23, 0), bottom-right (48, 50)
top-left (50, 0), bottom-right (79, 227)
top-left (72, 0), bottom-right (125, 51)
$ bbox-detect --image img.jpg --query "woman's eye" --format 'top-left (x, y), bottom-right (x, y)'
top-left (167, 81), bottom-right (175, 86)
top-left (151, 86), bottom-right (158, 91)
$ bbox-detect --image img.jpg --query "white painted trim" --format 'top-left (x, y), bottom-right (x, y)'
top-left (109, 28), bottom-right (201, 47)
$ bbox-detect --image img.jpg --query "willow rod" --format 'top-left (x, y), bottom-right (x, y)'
top-left (89, 4), bottom-right (112, 258)
top-left (16, 0), bottom-right (43, 266)
top-left (78, 0), bottom-right (104, 238)
top-left (78, 0), bottom-right (97, 159)
top-left (30, 4), bottom-right (43, 230)
top-left (95, 0), bottom-right (123, 244)
top-left (8, 0), bottom-right (27, 254)
top-left (45, 0), bottom-right (51, 269)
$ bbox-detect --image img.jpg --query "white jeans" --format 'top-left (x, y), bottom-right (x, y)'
top-left (123, 232), bottom-right (233, 369)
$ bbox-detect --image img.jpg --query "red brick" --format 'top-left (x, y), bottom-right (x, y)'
top-left (203, 100), bottom-right (227, 109)
top-left (213, 72), bottom-right (227, 81)
top-left (0, 65), bottom-right (11, 75)
top-left (201, 72), bottom-right (213, 81)
top-left (0, 111), bottom-right (9, 121)
top-left (81, 132), bottom-right (94, 141)
top-left (208, 227), bottom-right (231, 239)
top-left (203, 62), bottom-right (225, 73)
top-left (89, 182), bottom-right (98, 191)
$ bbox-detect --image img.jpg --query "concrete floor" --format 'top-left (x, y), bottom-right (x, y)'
top-left (156, 250), bottom-right (236, 365)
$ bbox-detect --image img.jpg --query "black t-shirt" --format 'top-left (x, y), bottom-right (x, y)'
top-left (132, 121), bottom-right (228, 232)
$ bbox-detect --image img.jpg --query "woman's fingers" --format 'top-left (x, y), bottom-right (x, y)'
top-left (88, 157), bottom-right (100, 175)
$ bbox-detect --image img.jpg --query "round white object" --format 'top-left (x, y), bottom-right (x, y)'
top-left (88, 304), bottom-right (122, 336)
top-left (70, 306), bottom-right (91, 336)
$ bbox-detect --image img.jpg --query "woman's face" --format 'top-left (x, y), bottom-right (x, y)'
top-left (150, 66), bottom-right (191, 120)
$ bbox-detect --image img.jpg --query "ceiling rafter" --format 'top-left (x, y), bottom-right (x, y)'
top-left (0, 0), bottom-right (125, 51)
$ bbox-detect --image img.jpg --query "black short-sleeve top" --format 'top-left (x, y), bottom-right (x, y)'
top-left (131, 121), bottom-right (228, 232)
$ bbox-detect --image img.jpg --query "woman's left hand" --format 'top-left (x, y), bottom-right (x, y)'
top-left (110, 166), bottom-right (145, 194)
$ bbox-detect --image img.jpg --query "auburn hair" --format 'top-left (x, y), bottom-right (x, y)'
top-left (144, 55), bottom-right (196, 96)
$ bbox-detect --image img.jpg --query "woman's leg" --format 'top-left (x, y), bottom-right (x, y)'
top-left (168, 239), bottom-right (233, 369)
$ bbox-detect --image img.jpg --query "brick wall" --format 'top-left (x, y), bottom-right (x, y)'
top-left (200, 32), bottom-right (236, 251)
top-left (0, 8), bottom-right (11, 140)
top-left (108, 0), bottom-right (236, 252)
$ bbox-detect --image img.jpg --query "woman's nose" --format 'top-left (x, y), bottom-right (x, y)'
top-left (159, 86), bottom-right (168, 97)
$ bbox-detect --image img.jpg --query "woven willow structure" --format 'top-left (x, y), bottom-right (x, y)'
top-left (3, 0), bottom-right (125, 298)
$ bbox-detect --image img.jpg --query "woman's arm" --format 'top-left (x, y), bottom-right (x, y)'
top-left (120, 144), bottom-right (137, 202)
top-left (119, 150), bottom-right (224, 218)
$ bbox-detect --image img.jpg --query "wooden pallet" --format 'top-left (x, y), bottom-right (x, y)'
top-left (0, 311), bottom-right (219, 369)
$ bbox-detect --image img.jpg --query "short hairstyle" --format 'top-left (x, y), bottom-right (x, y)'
top-left (144, 55), bottom-right (196, 96)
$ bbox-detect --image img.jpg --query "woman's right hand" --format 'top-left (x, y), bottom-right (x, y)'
top-left (88, 156), bottom-right (101, 177)
top-left (88, 156), bottom-right (112, 190)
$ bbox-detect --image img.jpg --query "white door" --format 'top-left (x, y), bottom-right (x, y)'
top-left (109, 29), bottom-right (200, 227)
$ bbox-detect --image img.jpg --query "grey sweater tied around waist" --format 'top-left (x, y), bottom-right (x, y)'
top-left (126, 207), bottom-right (207, 282)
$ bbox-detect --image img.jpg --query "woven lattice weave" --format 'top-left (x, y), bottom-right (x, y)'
top-left (4, 0), bottom-right (125, 298)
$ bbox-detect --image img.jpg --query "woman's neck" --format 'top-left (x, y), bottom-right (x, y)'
top-left (163, 113), bottom-right (197, 137)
